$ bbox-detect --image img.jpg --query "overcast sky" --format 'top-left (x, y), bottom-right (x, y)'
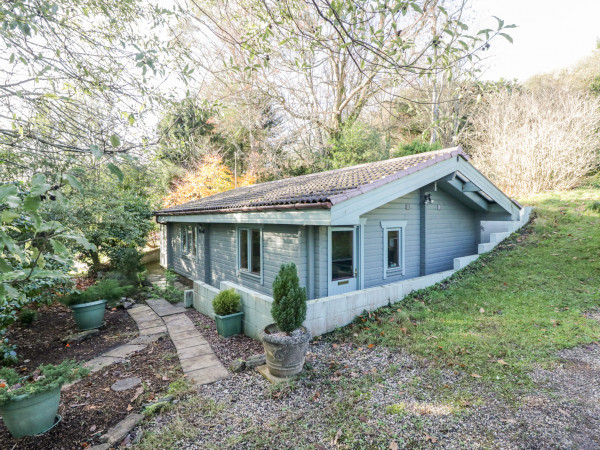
top-left (472, 0), bottom-right (600, 81)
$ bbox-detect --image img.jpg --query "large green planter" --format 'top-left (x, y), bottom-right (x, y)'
top-left (71, 299), bottom-right (107, 330)
top-left (0, 386), bottom-right (61, 437)
top-left (215, 312), bottom-right (244, 337)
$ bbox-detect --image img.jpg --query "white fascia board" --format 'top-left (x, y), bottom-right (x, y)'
top-left (330, 157), bottom-right (458, 225)
top-left (158, 209), bottom-right (331, 226)
top-left (455, 159), bottom-right (521, 217)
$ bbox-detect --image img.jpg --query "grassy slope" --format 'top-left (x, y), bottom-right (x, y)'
top-left (336, 183), bottom-right (600, 389)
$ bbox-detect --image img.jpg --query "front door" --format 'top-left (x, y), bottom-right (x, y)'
top-left (328, 227), bottom-right (358, 295)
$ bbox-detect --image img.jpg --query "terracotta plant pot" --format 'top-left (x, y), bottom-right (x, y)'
top-left (261, 324), bottom-right (310, 377)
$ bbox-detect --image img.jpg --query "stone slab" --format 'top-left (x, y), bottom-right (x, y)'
top-left (172, 339), bottom-right (204, 351)
top-left (129, 334), bottom-right (164, 345)
top-left (140, 325), bottom-right (167, 336)
top-left (169, 329), bottom-right (204, 341)
top-left (84, 356), bottom-right (126, 373)
top-left (128, 306), bottom-right (151, 315)
top-left (163, 314), bottom-right (194, 327)
top-left (135, 318), bottom-right (165, 329)
top-left (99, 413), bottom-right (144, 445)
top-left (104, 344), bottom-right (146, 359)
top-left (146, 299), bottom-right (186, 317)
top-left (130, 312), bottom-right (162, 323)
top-left (111, 377), bottom-right (142, 392)
top-left (180, 353), bottom-right (222, 373)
top-left (186, 364), bottom-right (229, 385)
top-left (256, 364), bottom-right (289, 384)
top-left (177, 344), bottom-right (214, 361)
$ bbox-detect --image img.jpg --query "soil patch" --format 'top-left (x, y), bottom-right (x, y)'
top-left (6, 303), bottom-right (137, 372)
top-left (0, 336), bottom-right (181, 449)
top-left (186, 309), bottom-right (263, 367)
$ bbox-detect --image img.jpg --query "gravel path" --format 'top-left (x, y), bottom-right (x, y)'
top-left (136, 337), bottom-right (600, 449)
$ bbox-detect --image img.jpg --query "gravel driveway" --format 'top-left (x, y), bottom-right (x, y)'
top-left (136, 338), bottom-right (600, 449)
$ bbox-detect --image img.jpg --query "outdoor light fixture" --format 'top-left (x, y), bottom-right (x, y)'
top-left (423, 193), bottom-right (433, 204)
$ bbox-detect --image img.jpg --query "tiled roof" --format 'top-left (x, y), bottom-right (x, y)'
top-left (156, 147), bottom-right (468, 216)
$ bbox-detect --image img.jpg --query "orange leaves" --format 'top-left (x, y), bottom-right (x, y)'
top-left (162, 155), bottom-right (256, 208)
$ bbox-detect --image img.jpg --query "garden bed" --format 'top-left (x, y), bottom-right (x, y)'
top-left (5, 303), bottom-right (136, 371)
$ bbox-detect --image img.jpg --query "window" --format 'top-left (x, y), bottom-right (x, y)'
top-left (238, 228), bottom-right (262, 277)
top-left (180, 224), bottom-right (197, 257)
top-left (387, 229), bottom-right (400, 269)
top-left (380, 221), bottom-right (406, 278)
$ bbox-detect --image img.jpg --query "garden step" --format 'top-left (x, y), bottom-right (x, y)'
top-left (185, 364), bottom-right (229, 385)
top-left (146, 298), bottom-right (186, 317)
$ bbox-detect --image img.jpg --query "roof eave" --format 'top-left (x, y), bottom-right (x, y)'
top-left (154, 201), bottom-right (333, 217)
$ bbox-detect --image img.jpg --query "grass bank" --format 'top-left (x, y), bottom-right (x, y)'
top-left (335, 184), bottom-right (600, 389)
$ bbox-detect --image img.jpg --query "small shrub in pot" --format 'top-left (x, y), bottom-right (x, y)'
top-left (212, 289), bottom-right (243, 337)
top-left (60, 280), bottom-right (132, 330)
top-left (261, 263), bottom-right (310, 377)
top-left (0, 360), bottom-right (88, 437)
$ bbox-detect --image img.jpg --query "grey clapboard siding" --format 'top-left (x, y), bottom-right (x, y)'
top-left (314, 226), bottom-right (328, 298)
top-left (362, 191), bottom-right (421, 289)
top-left (170, 223), bottom-right (199, 279)
top-left (206, 223), bottom-right (301, 295)
top-left (423, 187), bottom-right (477, 274)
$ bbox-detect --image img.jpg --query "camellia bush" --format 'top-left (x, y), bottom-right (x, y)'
top-left (0, 177), bottom-right (95, 361)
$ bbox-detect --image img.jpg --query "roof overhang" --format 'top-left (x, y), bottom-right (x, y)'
top-left (329, 155), bottom-right (522, 225)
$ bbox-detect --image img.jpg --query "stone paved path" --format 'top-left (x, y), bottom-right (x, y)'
top-left (141, 299), bottom-right (229, 386)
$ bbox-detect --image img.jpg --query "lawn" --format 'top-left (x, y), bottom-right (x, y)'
top-left (336, 182), bottom-right (600, 391)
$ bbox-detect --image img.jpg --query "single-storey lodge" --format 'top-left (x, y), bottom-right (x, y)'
top-left (155, 147), bottom-right (530, 338)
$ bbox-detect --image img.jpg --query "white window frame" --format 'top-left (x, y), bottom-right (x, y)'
top-left (237, 227), bottom-right (264, 283)
top-left (380, 220), bottom-right (407, 279)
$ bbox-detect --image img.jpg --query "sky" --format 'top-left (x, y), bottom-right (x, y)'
top-left (471, 0), bottom-right (600, 82)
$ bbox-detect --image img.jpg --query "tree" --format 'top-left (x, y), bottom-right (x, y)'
top-left (1, 0), bottom-right (185, 188)
top-left (44, 173), bottom-right (155, 273)
top-left (0, 178), bottom-right (94, 358)
top-left (162, 155), bottom-right (256, 208)
top-left (179, 0), bottom-right (513, 166)
top-left (462, 88), bottom-right (600, 196)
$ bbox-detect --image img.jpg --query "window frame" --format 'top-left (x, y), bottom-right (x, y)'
top-left (180, 224), bottom-right (197, 259)
top-left (237, 226), bottom-right (263, 283)
top-left (380, 221), bottom-right (407, 279)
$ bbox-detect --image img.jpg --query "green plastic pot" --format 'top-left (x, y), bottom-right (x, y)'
top-left (215, 312), bottom-right (244, 337)
top-left (71, 299), bottom-right (107, 330)
top-left (0, 386), bottom-right (61, 437)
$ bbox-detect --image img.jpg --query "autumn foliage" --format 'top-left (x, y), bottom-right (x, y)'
top-left (162, 155), bottom-right (255, 208)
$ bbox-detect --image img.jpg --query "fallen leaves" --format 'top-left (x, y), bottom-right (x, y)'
top-left (470, 373), bottom-right (482, 378)
top-left (497, 359), bottom-right (509, 365)
top-left (332, 428), bottom-right (343, 445)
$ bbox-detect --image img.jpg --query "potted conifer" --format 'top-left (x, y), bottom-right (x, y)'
top-left (212, 289), bottom-right (244, 337)
top-left (60, 279), bottom-right (132, 330)
top-left (261, 263), bottom-right (310, 377)
top-left (0, 360), bottom-right (88, 437)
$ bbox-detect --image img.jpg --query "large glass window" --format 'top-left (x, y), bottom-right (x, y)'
top-left (331, 229), bottom-right (354, 280)
top-left (239, 228), bottom-right (262, 276)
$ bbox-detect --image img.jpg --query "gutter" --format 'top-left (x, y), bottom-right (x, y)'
top-left (154, 201), bottom-right (332, 219)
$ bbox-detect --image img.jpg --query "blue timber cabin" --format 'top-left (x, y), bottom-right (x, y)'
top-left (155, 147), bottom-right (525, 302)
